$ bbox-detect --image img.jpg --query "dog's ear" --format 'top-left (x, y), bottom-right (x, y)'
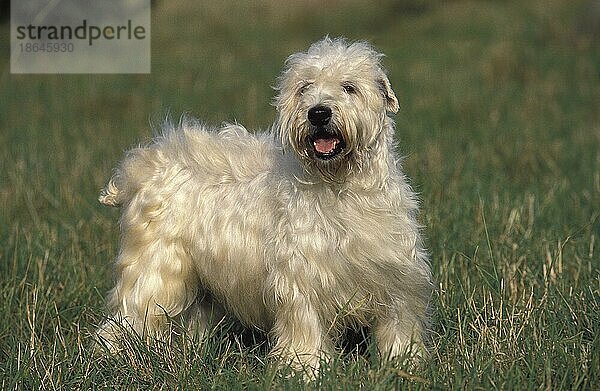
top-left (377, 76), bottom-right (399, 113)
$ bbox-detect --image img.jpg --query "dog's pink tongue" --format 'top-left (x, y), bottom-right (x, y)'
top-left (314, 138), bottom-right (338, 154)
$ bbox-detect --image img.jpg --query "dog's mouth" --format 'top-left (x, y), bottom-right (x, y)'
top-left (310, 129), bottom-right (346, 160)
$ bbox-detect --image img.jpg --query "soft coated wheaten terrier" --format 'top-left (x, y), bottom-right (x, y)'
top-left (97, 37), bottom-right (432, 372)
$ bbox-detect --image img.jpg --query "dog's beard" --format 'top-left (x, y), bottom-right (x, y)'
top-left (291, 121), bottom-right (357, 183)
top-left (307, 125), bottom-right (347, 161)
top-left (278, 104), bottom-right (375, 184)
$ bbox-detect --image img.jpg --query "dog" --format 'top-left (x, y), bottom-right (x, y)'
top-left (97, 37), bottom-right (432, 373)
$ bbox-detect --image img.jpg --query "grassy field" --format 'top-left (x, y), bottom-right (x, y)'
top-left (1, 0), bottom-right (599, 389)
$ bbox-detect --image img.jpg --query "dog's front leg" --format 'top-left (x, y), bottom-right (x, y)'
top-left (268, 283), bottom-right (330, 374)
top-left (373, 302), bottom-right (425, 362)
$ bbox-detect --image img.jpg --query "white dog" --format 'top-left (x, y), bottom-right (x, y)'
top-left (97, 37), bottom-right (432, 372)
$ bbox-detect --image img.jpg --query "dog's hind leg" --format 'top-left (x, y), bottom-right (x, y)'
top-left (96, 225), bottom-right (199, 350)
top-left (181, 292), bottom-right (226, 339)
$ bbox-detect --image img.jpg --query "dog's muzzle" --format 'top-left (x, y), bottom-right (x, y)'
top-left (307, 105), bottom-right (346, 160)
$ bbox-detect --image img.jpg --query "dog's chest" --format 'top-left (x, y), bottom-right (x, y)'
top-left (282, 189), bottom-right (411, 316)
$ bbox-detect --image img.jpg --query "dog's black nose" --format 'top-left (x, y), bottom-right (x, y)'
top-left (308, 105), bottom-right (332, 126)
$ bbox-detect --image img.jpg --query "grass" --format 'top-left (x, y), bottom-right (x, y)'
top-left (1, 0), bottom-right (598, 389)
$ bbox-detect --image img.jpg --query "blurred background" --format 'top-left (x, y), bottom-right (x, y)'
top-left (0, 0), bottom-right (598, 388)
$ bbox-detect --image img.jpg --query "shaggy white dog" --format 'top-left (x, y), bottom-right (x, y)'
top-left (97, 37), bottom-right (432, 372)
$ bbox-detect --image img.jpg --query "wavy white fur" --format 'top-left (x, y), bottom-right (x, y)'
top-left (97, 37), bottom-right (432, 373)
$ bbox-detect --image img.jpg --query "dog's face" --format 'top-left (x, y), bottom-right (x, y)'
top-left (274, 37), bottom-right (399, 179)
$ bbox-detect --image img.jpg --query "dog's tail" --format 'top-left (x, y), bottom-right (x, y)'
top-left (98, 176), bottom-right (124, 207)
top-left (98, 144), bottom-right (159, 208)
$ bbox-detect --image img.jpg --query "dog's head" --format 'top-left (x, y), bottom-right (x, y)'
top-left (274, 37), bottom-right (399, 181)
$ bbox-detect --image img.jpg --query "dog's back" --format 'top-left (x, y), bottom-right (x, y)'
top-left (98, 121), bottom-right (279, 208)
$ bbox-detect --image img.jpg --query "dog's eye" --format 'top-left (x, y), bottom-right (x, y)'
top-left (298, 83), bottom-right (311, 95)
top-left (342, 83), bottom-right (356, 94)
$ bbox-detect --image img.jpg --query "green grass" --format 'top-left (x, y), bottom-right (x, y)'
top-left (1, 0), bottom-right (598, 389)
